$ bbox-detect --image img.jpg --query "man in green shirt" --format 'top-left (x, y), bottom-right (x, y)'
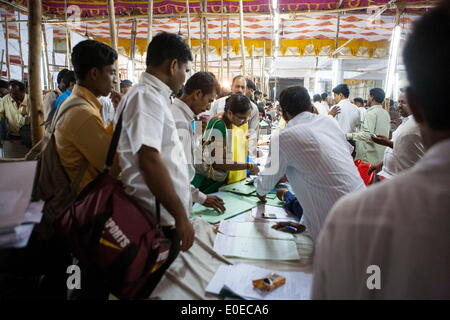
top-left (346, 88), bottom-right (390, 164)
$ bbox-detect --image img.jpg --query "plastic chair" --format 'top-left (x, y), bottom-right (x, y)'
top-left (354, 159), bottom-right (375, 185)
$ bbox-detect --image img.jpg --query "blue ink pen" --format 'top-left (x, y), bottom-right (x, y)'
top-left (280, 225), bottom-right (297, 232)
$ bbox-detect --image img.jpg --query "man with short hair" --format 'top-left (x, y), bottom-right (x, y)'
top-left (353, 97), bottom-right (366, 123)
top-left (0, 79), bottom-right (9, 98)
top-left (313, 94), bottom-right (328, 115)
top-left (346, 88), bottom-right (391, 164)
top-left (120, 79), bottom-right (133, 95)
top-left (312, 2), bottom-right (450, 299)
top-left (330, 84), bottom-right (361, 134)
top-left (255, 86), bottom-right (365, 242)
top-left (209, 75), bottom-right (260, 158)
top-left (0, 80), bottom-right (30, 146)
top-left (54, 71), bottom-right (76, 109)
top-left (115, 32), bottom-right (195, 296)
top-left (42, 68), bottom-right (69, 117)
top-left (169, 71), bottom-right (225, 213)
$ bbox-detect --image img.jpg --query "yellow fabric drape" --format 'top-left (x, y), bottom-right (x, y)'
top-left (227, 123), bottom-right (248, 184)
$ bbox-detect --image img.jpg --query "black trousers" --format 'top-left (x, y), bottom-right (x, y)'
top-left (137, 226), bottom-right (181, 299)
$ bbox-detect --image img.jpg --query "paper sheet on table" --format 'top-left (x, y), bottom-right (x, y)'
top-left (246, 195), bottom-right (285, 207)
top-left (213, 233), bottom-right (300, 261)
top-left (191, 192), bottom-right (256, 224)
top-left (251, 204), bottom-right (300, 223)
top-left (223, 263), bottom-right (312, 300)
top-left (205, 265), bottom-right (235, 295)
top-left (218, 220), bottom-right (294, 241)
top-left (0, 161), bottom-right (37, 231)
top-left (219, 180), bottom-right (256, 195)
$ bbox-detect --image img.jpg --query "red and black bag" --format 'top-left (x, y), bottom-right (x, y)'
top-left (54, 108), bottom-right (171, 300)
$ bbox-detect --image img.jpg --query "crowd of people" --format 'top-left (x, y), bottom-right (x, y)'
top-left (0, 1), bottom-right (448, 300)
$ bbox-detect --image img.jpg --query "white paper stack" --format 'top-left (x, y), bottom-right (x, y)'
top-left (206, 263), bottom-right (313, 300)
top-left (251, 204), bottom-right (299, 223)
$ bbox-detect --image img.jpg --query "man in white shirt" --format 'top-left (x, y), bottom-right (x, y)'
top-left (312, 94), bottom-right (329, 115)
top-left (169, 71), bottom-right (225, 213)
top-left (353, 97), bottom-right (366, 123)
top-left (312, 3), bottom-right (450, 299)
top-left (369, 91), bottom-right (425, 178)
top-left (115, 32), bottom-right (195, 296)
top-left (209, 75), bottom-right (259, 158)
top-left (254, 86), bottom-right (365, 242)
top-left (330, 84), bottom-right (361, 135)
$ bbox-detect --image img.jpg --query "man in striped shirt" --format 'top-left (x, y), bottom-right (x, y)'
top-left (255, 86), bottom-right (365, 242)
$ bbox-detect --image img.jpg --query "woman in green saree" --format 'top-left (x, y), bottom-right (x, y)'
top-left (192, 94), bottom-right (259, 193)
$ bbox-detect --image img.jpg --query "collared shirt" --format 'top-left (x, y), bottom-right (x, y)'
top-left (347, 105), bottom-right (391, 164)
top-left (314, 101), bottom-right (328, 115)
top-left (255, 112), bottom-right (365, 241)
top-left (379, 115), bottom-right (425, 178)
top-left (116, 72), bottom-right (191, 227)
top-left (169, 97), bottom-right (207, 205)
top-left (312, 138), bottom-right (450, 299)
top-left (42, 87), bottom-right (62, 118)
top-left (359, 107), bottom-right (367, 123)
top-left (99, 95), bottom-right (115, 127)
top-left (209, 95), bottom-right (260, 158)
top-left (334, 99), bottom-right (361, 134)
top-left (0, 93), bottom-right (29, 136)
top-left (55, 89), bottom-right (72, 109)
top-left (54, 84), bottom-right (119, 190)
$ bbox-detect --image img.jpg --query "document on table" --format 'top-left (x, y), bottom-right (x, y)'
top-left (213, 233), bottom-right (300, 261)
top-left (218, 220), bottom-right (294, 240)
top-left (219, 180), bottom-right (256, 195)
top-left (251, 204), bottom-right (299, 223)
top-left (191, 192), bottom-right (256, 224)
top-left (221, 263), bottom-right (313, 300)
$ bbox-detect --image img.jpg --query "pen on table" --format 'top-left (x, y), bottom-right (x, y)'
top-left (280, 225), bottom-right (297, 232)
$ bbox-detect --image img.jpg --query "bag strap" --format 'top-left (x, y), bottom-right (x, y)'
top-left (49, 97), bottom-right (87, 134)
top-left (103, 104), bottom-right (162, 225)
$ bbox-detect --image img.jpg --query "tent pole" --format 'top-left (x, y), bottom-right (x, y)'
top-left (107, 0), bottom-right (120, 91)
top-left (3, 17), bottom-right (11, 80)
top-left (251, 44), bottom-right (254, 82)
top-left (220, 0), bottom-right (224, 84)
top-left (186, 0), bottom-right (191, 48)
top-left (202, 0), bottom-right (209, 72)
top-left (0, 49), bottom-right (4, 78)
top-left (130, 18), bottom-right (137, 81)
top-left (238, 0), bottom-right (246, 76)
top-left (199, 17), bottom-right (204, 71)
top-left (226, 15), bottom-right (230, 82)
top-left (17, 12), bottom-right (24, 81)
top-left (28, 0), bottom-right (44, 145)
top-left (42, 24), bottom-right (52, 89)
top-left (147, 0), bottom-right (153, 46)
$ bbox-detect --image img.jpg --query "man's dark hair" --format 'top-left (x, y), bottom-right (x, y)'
top-left (184, 72), bottom-right (218, 96)
top-left (71, 40), bottom-right (118, 81)
top-left (0, 79), bottom-right (8, 89)
top-left (403, 2), bottom-right (450, 130)
top-left (369, 88), bottom-right (385, 104)
top-left (224, 93), bottom-right (252, 114)
top-left (246, 79), bottom-right (256, 91)
top-left (255, 90), bottom-right (262, 96)
top-left (321, 92), bottom-right (328, 100)
top-left (279, 86), bottom-right (312, 117)
top-left (313, 94), bottom-right (321, 102)
top-left (120, 79), bottom-right (132, 89)
top-left (354, 97), bottom-right (364, 105)
top-left (332, 84), bottom-right (350, 98)
top-left (57, 68), bottom-right (70, 84)
top-left (62, 71), bottom-right (76, 89)
top-left (146, 32), bottom-right (192, 67)
top-left (8, 79), bottom-right (26, 92)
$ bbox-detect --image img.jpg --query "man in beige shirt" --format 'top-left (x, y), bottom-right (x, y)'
top-left (55, 40), bottom-right (120, 191)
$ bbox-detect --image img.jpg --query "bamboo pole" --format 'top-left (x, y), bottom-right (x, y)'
top-left (262, 41), bottom-right (266, 94)
top-left (0, 49), bottom-right (4, 78)
top-left (64, 0), bottom-right (70, 68)
top-left (107, 0), bottom-right (120, 92)
top-left (28, 0), bottom-right (44, 145)
top-left (17, 12), bottom-right (24, 81)
top-left (147, 0), bottom-right (153, 46)
top-left (42, 24), bottom-right (52, 89)
top-left (3, 17), bottom-right (11, 80)
top-left (130, 19), bottom-right (137, 81)
top-left (226, 16), bottom-right (230, 82)
top-left (251, 44), bottom-right (254, 82)
top-left (199, 17), bottom-right (204, 71)
top-left (220, 0), bottom-right (224, 83)
top-left (202, 0), bottom-right (209, 72)
top-left (238, 0), bottom-right (246, 76)
top-left (186, 0), bottom-right (191, 48)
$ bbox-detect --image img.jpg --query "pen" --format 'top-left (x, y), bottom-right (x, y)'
top-left (280, 225), bottom-right (297, 232)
